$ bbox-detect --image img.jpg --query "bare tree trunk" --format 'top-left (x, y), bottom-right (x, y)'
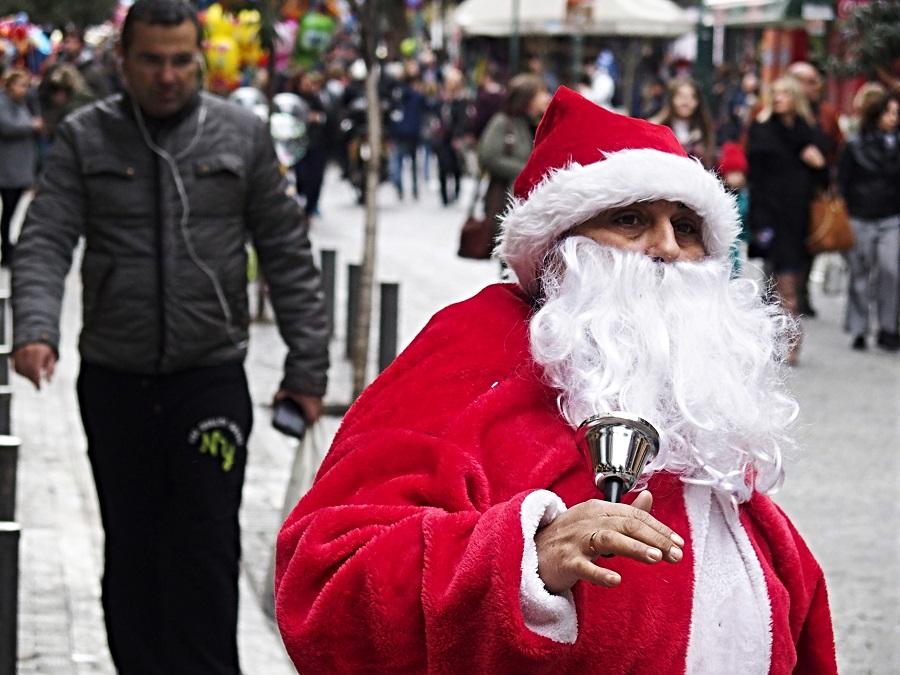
top-left (620, 39), bottom-right (646, 117)
top-left (351, 0), bottom-right (382, 400)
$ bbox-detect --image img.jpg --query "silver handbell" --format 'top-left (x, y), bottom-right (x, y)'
top-left (575, 412), bottom-right (660, 503)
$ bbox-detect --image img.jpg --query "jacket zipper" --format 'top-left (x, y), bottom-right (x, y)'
top-left (152, 142), bottom-right (166, 372)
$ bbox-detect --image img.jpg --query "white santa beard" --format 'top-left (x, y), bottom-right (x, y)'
top-left (529, 238), bottom-right (800, 502)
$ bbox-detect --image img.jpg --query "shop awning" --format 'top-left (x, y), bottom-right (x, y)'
top-left (584, 0), bottom-right (694, 37)
top-left (450, 0), bottom-right (693, 38)
top-left (703, 0), bottom-right (835, 27)
top-left (449, 0), bottom-right (569, 37)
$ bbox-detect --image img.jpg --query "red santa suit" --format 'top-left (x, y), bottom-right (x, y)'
top-left (274, 283), bottom-right (837, 674)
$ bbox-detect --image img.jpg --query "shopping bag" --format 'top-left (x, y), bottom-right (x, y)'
top-left (457, 177), bottom-right (499, 260)
top-left (458, 215), bottom-right (494, 260)
top-left (807, 191), bottom-right (853, 255)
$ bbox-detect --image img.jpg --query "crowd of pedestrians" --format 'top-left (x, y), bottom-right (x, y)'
top-left (5, 15), bottom-right (900, 360)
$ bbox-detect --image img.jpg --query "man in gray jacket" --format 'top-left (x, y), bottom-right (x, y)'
top-left (11, 0), bottom-right (330, 672)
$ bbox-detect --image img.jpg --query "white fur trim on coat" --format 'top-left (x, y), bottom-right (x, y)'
top-left (519, 489), bottom-right (577, 643)
top-left (497, 149), bottom-right (741, 294)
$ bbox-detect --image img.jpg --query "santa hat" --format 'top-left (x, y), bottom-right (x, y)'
top-left (497, 87), bottom-right (740, 294)
top-left (717, 141), bottom-right (749, 175)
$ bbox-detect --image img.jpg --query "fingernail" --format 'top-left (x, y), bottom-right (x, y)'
top-left (646, 547), bottom-right (662, 562)
top-left (670, 533), bottom-right (685, 547)
top-left (669, 547), bottom-right (683, 562)
top-left (606, 572), bottom-right (621, 585)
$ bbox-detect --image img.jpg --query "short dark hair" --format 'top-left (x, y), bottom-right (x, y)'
top-left (121, 0), bottom-right (202, 53)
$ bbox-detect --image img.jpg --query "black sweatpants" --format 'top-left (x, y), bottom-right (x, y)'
top-left (77, 363), bottom-right (253, 675)
top-left (0, 187), bottom-right (24, 266)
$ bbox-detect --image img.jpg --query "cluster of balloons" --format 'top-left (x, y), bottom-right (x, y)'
top-left (200, 3), bottom-right (266, 94)
top-left (0, 13), bottom-right (52, 71)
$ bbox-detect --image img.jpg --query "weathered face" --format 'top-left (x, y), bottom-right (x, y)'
top-left (119, 19), bottom-right (200, 119)
top-left (571, 199), bottom-right (706, 263)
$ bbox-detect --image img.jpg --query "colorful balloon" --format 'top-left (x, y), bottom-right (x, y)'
top-left (205, 34), bottom-right (240, 93)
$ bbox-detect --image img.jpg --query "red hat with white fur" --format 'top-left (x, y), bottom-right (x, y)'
top-left (497, 87), bottom-right (739, 294)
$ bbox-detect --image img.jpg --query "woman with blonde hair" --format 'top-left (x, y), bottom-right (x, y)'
top-left (650, 76), bottom-right (716, 168)
top-left (746, 74), bottom-right (828, 364)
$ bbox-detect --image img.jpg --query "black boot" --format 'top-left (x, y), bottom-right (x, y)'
top-left (876, 330), bottom-right (900, 351)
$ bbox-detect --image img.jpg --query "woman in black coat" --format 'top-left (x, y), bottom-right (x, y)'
top-left (837, 89), bottom-right (900, 351)
top-left (431, 67), bottom-right (470, 206)
top-left (747, 74), bottom-right (827, 364)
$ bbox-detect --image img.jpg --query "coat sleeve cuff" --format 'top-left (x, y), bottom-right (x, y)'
top-left (519, 489), bottom-right (578, 644)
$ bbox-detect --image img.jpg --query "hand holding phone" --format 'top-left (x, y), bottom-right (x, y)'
top-left (272, 397), bottom-right (308, 440)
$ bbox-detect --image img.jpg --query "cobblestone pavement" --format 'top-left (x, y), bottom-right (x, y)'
top-left (7, 168), bottom-right (900, 673)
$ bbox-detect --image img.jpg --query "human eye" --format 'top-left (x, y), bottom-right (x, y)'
top-left (172, 53), bottom-right (196, 69)
top-left (611, 212), bottom-right (642, 227)
top-left (673, 217), bottom-right (702, 237)
top-left (137, 53), bottom-right (164, 69)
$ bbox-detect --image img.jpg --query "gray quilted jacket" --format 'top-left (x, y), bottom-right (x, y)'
top-left (12, 92), bottom-right (329, 395)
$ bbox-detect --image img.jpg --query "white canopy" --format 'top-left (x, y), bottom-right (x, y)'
top-left (450, 0), bottom-right (693, 38)
top-left (450, 0), bottom-right (569, 37)
top-left (588, 0), bottom-right (694, 37)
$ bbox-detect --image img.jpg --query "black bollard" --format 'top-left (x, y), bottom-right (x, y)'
top-left (0, 346), bottom-right (9, 386)
top-left (320, 249), bottom-right (337, 338)
top-left (378, 283), bottom-right (399, 374)
top-left (346, 264), bottom-right (361, 361)
top-left (0, 521), bottom-right (20, 675)
top-left (0, 289), bottom-right (8, 349)
top-left (0, 386), bottom-right (11, 436)
top-left (0, 436), bottom-right (19, 522)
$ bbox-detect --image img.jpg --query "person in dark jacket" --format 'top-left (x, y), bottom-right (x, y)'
top-left (838, 90), bottom-right (900, 351)
top-left (0, 69), bottom-right (43, 267)
top-left (432, 67), bottom-right (470, 206)
top-left (387, 60), bottom-right (426, 200)
top-left (52, 23), bottom-right (114, 99)
top-left (746, 74), bottom-right (827, 365)
top-left (10, 1), bottom-right (330, 672)
top-left (290, 68), bottom-right (338, 221)
top-left (465, 61), bottom-right (506, 143)
top-left (37, 62), bottom-right (97, 142)
top-left (786, 62), bottom-right (846, 319)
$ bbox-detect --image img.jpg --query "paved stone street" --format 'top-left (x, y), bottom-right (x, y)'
top-left (6, 166), bottom-right (900, 673)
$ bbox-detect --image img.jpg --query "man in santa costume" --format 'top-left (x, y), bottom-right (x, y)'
top-left (275, 87), bottom-right (837, 674)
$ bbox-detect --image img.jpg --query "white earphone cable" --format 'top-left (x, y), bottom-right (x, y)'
top-left (130, 93), bottom-right (249, 350)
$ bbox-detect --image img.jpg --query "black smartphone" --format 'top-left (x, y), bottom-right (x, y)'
top-left (272, 397), bottom-right (308, 440)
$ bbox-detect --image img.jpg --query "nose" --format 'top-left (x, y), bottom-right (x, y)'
top-left (159, 62), bottom-right (177, 83)
top-left (644, 218), bottom-right (681, 263)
